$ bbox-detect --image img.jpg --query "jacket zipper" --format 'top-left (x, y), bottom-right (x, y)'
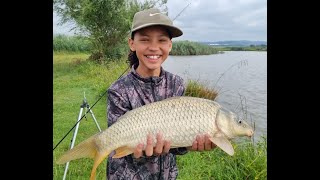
top-left (150, 77), bottom-right (162, 179)
top-left (150, 77), bottom-right (157, 102)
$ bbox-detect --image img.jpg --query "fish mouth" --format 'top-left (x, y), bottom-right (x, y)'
top-left (247, 130), bottom-right (254, 137)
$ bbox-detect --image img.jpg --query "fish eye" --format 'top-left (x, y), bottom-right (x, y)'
top-left (238, 120), bottom-right (242, 124)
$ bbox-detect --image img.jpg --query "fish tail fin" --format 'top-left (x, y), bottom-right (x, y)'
top-left (90, 151), bottom-right (111, 180)
top-left (57, 134), bottom-right (112, 180)
top-left (56, 135), bottom-right (98, 164)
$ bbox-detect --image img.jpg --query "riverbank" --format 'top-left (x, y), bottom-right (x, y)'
top-left (53, 52), bottom-right (266, 180)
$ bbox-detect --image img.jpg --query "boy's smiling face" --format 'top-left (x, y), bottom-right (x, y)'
top-left (129, 25), bottom-right (172, 77)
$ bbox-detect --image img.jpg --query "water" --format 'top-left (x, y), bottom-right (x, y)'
top-left (163, 51), bottom-right (267, 142)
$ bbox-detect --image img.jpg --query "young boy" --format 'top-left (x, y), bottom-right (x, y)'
top-left (107, 8), bottom-right (215, 179)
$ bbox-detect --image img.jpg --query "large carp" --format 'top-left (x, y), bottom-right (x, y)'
top-left (56, 96), bottom-right (254, 180)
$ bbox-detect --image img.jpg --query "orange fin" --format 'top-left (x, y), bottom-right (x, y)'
top-left (90, 150), bottom-right (111, 180)
top-left (112, 146), bottom-right (133, 158)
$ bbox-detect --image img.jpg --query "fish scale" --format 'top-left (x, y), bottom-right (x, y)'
top-left (107, 97), bottom-right (216, 148)
top-left (57, 96), bottom-right (254, 180)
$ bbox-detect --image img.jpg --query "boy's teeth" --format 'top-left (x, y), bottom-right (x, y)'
top-left (147, 56), bottom-right (159, 59)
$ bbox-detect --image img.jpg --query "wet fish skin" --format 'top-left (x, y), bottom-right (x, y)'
top-left (56, 96), bottom-right (254, 180)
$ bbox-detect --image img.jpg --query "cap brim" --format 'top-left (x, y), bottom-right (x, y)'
top-left (131, 23), bottom-right (183, 38)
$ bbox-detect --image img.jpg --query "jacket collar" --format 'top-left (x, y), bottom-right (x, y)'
top-left (130, 65), bottom-right (165, 85)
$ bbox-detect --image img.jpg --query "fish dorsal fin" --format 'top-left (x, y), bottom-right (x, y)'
top-left (112, 146), bottom-right (134, 158)
top-left (209, 136), bottom-right (234, 156)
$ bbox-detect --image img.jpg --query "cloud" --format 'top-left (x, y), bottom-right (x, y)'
top-left (53, 0), bottom-right (267, 41)
top-left (53, 12), bottom-right (76, 36)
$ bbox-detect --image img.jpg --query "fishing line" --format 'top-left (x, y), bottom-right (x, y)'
top-left (172, 1), bottom-right (191, 21)
top-left (53, 67), bottom-right (128, 151)
top-left (53, 2), bottom-right (192, 151)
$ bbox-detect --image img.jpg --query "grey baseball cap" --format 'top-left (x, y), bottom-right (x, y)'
top-left (131, 8), bottom-right (183, 38)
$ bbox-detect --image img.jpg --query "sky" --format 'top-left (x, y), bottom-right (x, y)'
top-left (53, 0), bottom-right (267, 42)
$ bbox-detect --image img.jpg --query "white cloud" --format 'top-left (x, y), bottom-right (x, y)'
top-left (53, 12), bottom-right (76, 36)
top-left (53, 0), bottom-right (267, 41)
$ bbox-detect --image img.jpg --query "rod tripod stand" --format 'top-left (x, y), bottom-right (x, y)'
top-left (63, 95), bottom-right (102, 180)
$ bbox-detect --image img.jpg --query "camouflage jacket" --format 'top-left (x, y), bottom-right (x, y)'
top-left (106, 65), bottom-right (188, 180)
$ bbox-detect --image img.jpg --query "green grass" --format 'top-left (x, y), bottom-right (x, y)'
top-left (53, 51), bottom-right (128, 179)
top-left (176, 138), bottom-right (267, 180)
top-left (53, 52), bottom-right (266, 180)
top-left (53, 34), bottom-right (92, 52)
top-left (184, 80), bottom-right (218, 101)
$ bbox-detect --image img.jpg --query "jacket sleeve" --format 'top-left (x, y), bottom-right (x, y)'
top-left (175, 76), bottom-right (185, 96)
top-left (107, 88), bottom-right (130, 127)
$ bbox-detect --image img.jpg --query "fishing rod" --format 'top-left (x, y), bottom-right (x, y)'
top-left (53, 2), bottom-right (192, 151)
top-left (53, 67), bottom-right (128, 151)
top-left (173, 1), bottom-right (191, 21)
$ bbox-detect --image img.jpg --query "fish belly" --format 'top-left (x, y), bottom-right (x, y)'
top-left (105, 96), bottom-right (220, 150)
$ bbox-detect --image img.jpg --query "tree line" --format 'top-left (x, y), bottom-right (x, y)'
top-left (53, 35), bottom-right (220, 56)
top-left (54, 0), bottom-right (169, 62)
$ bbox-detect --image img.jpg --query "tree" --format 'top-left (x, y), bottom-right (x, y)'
top-left (53, 0), bottom-right (168, 62)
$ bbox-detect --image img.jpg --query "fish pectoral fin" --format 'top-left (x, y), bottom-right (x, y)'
top-left (209, 137), bottom-right (234, 156)
top-left (113, 146), bottom-right (133, 158)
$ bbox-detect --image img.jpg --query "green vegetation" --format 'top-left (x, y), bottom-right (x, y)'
top-left (184, 79), bottom-right (218, 101)
top-left (53, 52), bottom-right (266, 180)
top-left (53, 35), bottom-right (220, 56)
top-left (177, 138), bottom-right (267, 180)
top-left (53, 0), bottom-right (265, 62)
top-left (53, 52), bottom-right (128, 179)
top-left (53, 0), bottom-right (168, 61)
top-left (53, 34), bottom-right (92, 52)
top-left (216, 44), bottom-right (267, 51)
top-left (170, 40), bottom-right (219, 55)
